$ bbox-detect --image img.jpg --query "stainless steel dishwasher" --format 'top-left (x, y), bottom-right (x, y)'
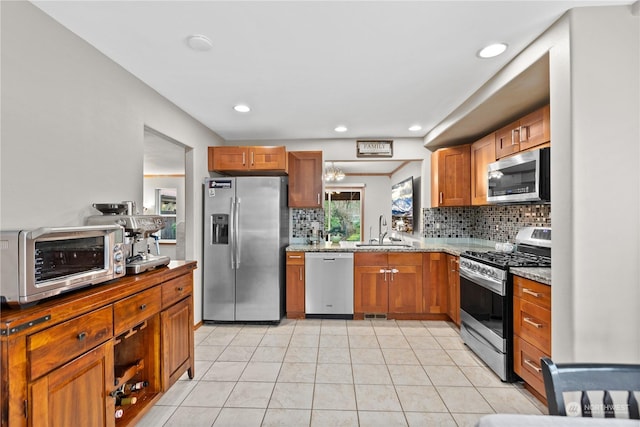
top-left (305, 252), bottom-right (354, 319)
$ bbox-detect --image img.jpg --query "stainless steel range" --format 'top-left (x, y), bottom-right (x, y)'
top-left (459, 227), bottom-right (551, 382)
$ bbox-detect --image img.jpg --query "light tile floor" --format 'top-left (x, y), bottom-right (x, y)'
top-left (137, 319), bottom-right (546, 427)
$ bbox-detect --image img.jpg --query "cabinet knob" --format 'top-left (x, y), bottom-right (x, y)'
top-left (139, 304), bottom-right (147, 311)
top-left (177, 287), bottom-right (184, 292)
top-left (77, 331), bottom-right (87, 341)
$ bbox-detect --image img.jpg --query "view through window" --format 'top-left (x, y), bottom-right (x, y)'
top-left (324, 188), bottom-right (363, 242)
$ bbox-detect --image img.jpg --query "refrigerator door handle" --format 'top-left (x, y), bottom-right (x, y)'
top-left (235, 197), bottom-right (241, 269)
top-left (229, 197), bottom-right (236, 269)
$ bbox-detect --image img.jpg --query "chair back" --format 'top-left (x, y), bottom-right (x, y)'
top-left (540, 357), bottom-right (640, 419)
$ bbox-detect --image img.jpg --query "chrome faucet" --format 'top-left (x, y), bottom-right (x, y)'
top-left (378, 215), bottom-right (387, 244)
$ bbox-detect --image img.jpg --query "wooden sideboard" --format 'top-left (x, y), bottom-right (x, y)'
top-left (0, 260), bottom-right (197, 427)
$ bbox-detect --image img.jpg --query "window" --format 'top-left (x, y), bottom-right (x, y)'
top-left (156, 188), bottom-right (177, 242)
top-left (324, 187), bottom-right (363, 242)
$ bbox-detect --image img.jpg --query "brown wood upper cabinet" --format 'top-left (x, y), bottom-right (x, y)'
top-left (470, 133), bottom-right (496, 206)
top-left (288, 151), bottom-right (323, 208)
top-left (208, 146), bottom-right (287, 173)
top-left (495, 105), bottom-right (550, 159)
top-left (431, 144), bottom-right (471, 207)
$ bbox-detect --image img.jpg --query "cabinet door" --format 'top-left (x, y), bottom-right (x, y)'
top-left (518, 105), bottom-right (550, 151)
top-left (249, 146), bottom-right (286, 170)
top-left (470, 134), bottom-right (496, 206)
top-left (495, 120), bottom-right (521, 159)
top-left (208, 146), bottom-right (248, 171)
top-left (288, 151), bottom-right (323, 208)
top-left (422, 253), bottom-right (449, 314)
top-left (30, 340), bottom-right (114, 427)
top-left (285, 264), bottom-right (305, 318)
top-left (446, 255), bottom-right (460, 325)
top-left (161, 297), bottom-right (194, 389)
top-left (354, 266), bottom-right (388, 314)
top-left (431, 145), bottom-right (471, 207)
top-left (388, 264), bottom-right (422, 314)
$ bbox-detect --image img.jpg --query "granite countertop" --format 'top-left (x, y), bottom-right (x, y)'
top-left (287, 238), bottom-right (496, 257)
top-left (287, 238), bottom-right (552, 285)
top-left (510, 267), bottom-right (551, 285)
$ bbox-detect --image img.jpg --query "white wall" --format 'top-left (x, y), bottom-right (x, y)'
top-left (560, 6), bottom-right (639, 362)
top-left (0, 2), bottom-right (225, 324)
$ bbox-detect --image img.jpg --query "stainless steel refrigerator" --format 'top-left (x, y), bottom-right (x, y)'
top-left (203, 176), bottom-right (288, 322)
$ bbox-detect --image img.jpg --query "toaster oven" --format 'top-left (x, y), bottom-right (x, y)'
top-left (0, 225), bottom-right (125, 306)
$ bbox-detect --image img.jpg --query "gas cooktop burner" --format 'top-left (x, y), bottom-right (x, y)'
top-left (462, 250), bottom-right (551, 268)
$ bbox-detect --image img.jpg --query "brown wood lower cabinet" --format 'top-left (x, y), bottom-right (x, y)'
top-left (285, 252), bottom-right (306, 319)
top-left (446, 255), bottom-right (460, 326)
top-left (513, 275), bottom-right (551, 401)
top-left (0, 261), bottom-right (197, 427)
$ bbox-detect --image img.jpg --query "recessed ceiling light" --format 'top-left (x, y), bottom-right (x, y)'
top-left (233, 104), bottom-right (251, 113)
top-left (334, 125), bottom-right (348, 133)
top-left (186, 34), bottom-right (213, 52)
top-left (477, 43), bottom-right (508, 58)
top-left (409, 125), bottom-right (422, 132)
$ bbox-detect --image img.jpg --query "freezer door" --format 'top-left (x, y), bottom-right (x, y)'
top-left (235, 177), bottom-right (284, 321)
top-left (203, 178), bottom-right (236, 321)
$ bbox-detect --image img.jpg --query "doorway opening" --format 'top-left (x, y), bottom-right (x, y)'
top-left (324, 186), bottom-right (364, 242)
top-left (143, 126), bottom-right (190, 261)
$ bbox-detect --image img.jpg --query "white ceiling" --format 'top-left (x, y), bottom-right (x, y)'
top-left (32, 0), bottom-right (632, 141)
top-left (32, 0), bottom-right (633, 174)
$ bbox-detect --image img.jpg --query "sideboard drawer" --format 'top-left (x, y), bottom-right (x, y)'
top-left (114, 287), bottom-right (161, 335)
top-left (161, 275), bottom-right (193, 308)
top-left (28, 306), bottom-right (113, 379)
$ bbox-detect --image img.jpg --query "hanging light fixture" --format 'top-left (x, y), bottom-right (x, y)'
top-left (324, 162), bottom-right (345, 182)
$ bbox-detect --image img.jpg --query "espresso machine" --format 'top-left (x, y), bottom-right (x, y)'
top-left (86, 202), bottom-right (171, 274)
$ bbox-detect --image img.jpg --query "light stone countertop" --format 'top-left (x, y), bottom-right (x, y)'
top-left (510, 267), bottom-right (551, 285)
top-left (287, 238), bottom-right (552, 285)
top-left (287, 238), bottom-right (495, 257)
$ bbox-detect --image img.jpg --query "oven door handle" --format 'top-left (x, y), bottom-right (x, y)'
top-left (459, 267), bottom-right (506, 296)
top-left (461, 321), bottom-right (503, 355)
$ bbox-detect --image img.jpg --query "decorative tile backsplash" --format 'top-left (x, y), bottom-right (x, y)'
top-left (291, 208), bottom-right (324, 239)
top-left (423, 204), bottom-right (551, 242)
top-left (292, 204), bottom-right (551, 243)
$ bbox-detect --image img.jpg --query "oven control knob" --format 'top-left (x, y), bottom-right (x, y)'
top-left (114, 252), bottom-right (123, 262)
top-left (115, 265), bottom-right (124, 274)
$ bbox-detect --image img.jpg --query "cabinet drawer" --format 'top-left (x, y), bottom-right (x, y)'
top-left (514, 335), bottom-right (549, 399)
top-left (514, 276), bottom-right (551, 310)
top-left (28, 306), bottom-right (113, 380)
top-left (286, 252), bottom-right (305, 265)
top-left (388, 252), bottom-right (422, 266)
top-left (162, 275), bottom-right (193, 308)
top-left (114, 287), bottom-right (161, 335)
top-left (514, 296), bottom-right (551, 355)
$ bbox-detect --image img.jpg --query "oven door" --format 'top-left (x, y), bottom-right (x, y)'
top-left (459, 271), bottom-right (507, 353)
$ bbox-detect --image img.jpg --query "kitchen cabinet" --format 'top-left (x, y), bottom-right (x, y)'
top-left (513, 275), bottom-right (551, 401)
top-left (495, 105), bottom-right (550, 159)
top-left (422, 253), bottom-right (448, 315)
top-left (354, 252), bottom-right (422, 316)
top-left (0, 261), bottom-right (196, 427)
top-left (446, 255), bottom-right (460, 326)
top-left (161, 274), bottom-right (194, 389)
top-left (208, 146), bottom-right (287, 174)
top-left (431, 144), bottom-right (471, 207)
top-left (30, 340), bottom-right (114, 427)
top-left (470, 133), bottom-right (496, 206)
top-left (288, 151), bottom-right (323, 208)
top-left (285, 252), bottom-right (306, 319)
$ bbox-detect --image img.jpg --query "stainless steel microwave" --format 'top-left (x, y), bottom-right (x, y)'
top-left (487, 147), bottom-right (550, 204)
top-left (0, 225), bottom-right (125, 306)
